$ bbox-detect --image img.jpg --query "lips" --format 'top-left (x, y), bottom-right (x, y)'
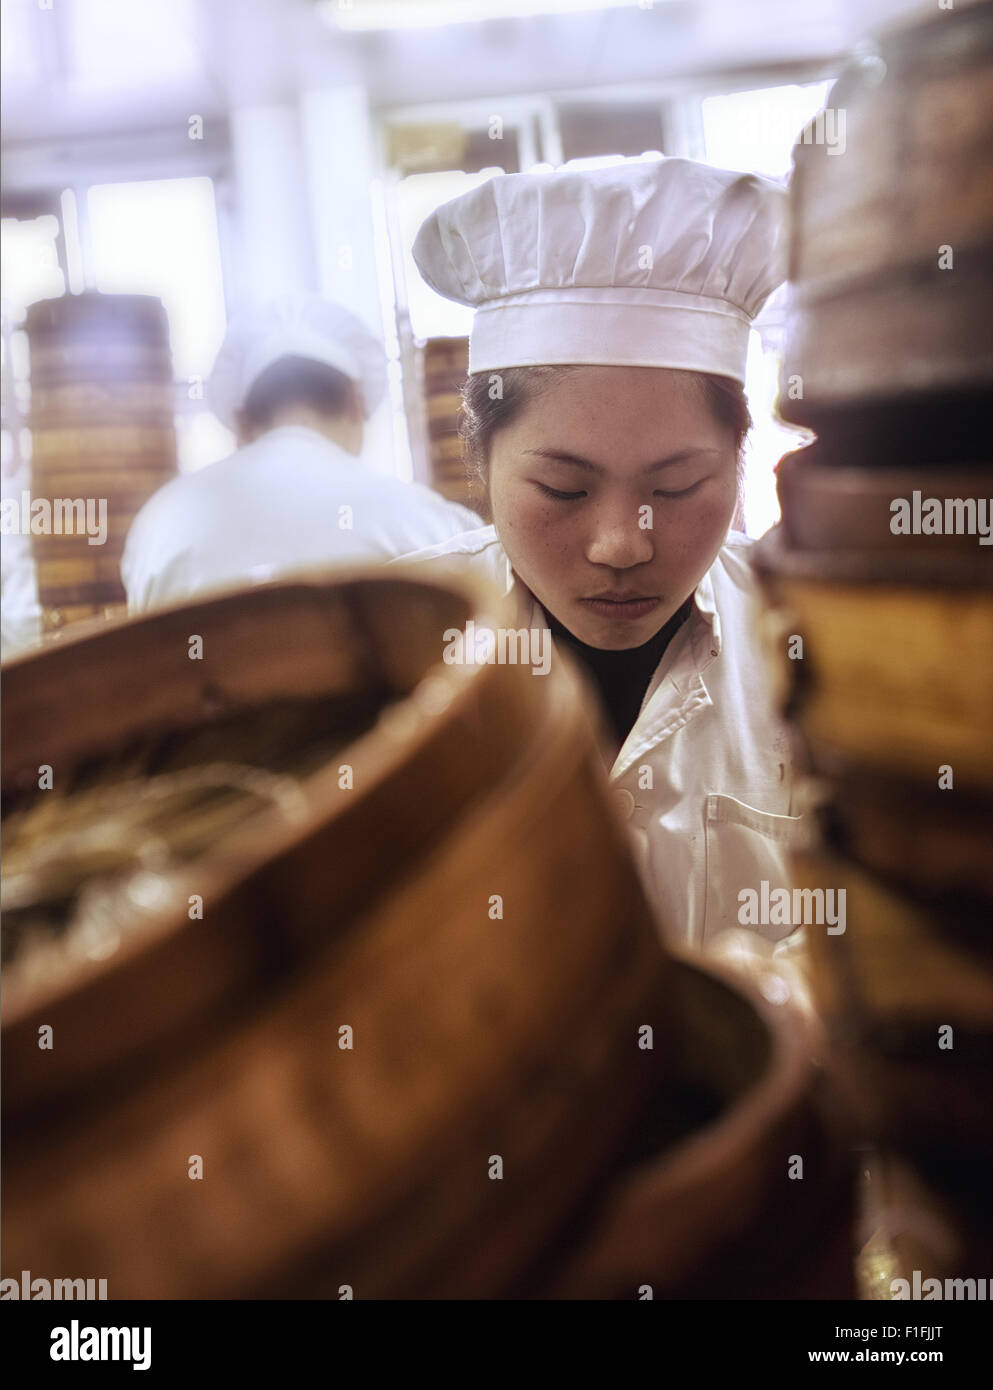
top-left (585, 592), bottom-right (657, 603)
top-left (579, 594), bottom-right (661, 621)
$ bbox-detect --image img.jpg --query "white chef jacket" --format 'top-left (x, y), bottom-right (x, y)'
top-left (393, 524), bottom-right (803, 950)
top-left (122, 426), bottom-right (480, 614)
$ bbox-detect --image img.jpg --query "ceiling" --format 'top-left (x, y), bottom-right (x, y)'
top-left (1, 0), bottom-right (934, 148)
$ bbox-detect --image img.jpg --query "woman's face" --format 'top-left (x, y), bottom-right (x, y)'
top-left (487, 366), bottom-right (739, 649)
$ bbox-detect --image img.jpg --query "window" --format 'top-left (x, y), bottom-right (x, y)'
top-left (558, 101), bottom-right (664, 163)
top-left (1, 206), bottom-right (68, 479)
top-left (86, 176), bottom-right (232, 470)
top-left (702, 80), bottom-right (834, 182)
top-left (395, 170), bottom-right (504, 341)
top-left (64, 0), bottom-right (202, 90)
top-left (702, 81), bottom-right (831, 533)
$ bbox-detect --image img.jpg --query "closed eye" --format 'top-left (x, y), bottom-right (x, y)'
top-left (535, 479), bottom-right (705, 502)
top-left (653, 480), bottom-right (704, 499)
top-left (535, 482), bottom-right (587, 501)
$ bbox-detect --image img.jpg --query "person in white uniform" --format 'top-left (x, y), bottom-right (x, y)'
top-left (122, 296), bottom-right (478, 613)
top-left (395, 157), bottom-right (804, 951)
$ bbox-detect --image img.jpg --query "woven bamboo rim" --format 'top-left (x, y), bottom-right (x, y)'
top-left (4, 618), bottom-right (668, 1297)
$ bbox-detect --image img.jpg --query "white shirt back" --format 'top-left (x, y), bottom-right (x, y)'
top-left (122, 426), bottom-right (480, 612)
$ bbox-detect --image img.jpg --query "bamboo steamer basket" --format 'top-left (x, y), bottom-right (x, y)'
top-left (2, 570), bottom-right (549, 1101)
top-left (776, 445), bottom-right (993, 553)
top-left (808, 749), bottom-right (993, 921)
top-left (423, 335), bottom-right (469, 381)
top-left (539, 952), bottom-right (856, 1299)
top-left (2, 567), bottom-right (671, 1298)
top-left (752, 527), bottom-right (993, 793)
top-left (782, 0), bottom-right (993, 434)
top-left (794, 844), bottom-right (993, 1235)
top-left (426, 392), bottom-right (464, 429)
top-left (421, 335), bottom-right (488, 519)
top-left (25, 292), bottom-right (178, 632)
top-left (433, 435), bottom-right (467, 463)
top-left (767, 449), bottom-right (993, 907)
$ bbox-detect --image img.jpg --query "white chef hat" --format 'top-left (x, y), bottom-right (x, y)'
top-left (208, 294), bottom-right (388, 429)
top-left (413, 156), bottom-right (788, 386)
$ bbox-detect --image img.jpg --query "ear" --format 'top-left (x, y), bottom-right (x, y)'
top-left (731, 454), bottom-right (746, 531)
top-left (469, 453), bottom-right (491, 510)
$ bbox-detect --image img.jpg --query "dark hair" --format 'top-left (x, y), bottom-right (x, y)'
top-left (459, 365), bottom-right (751, 487)
top-left (239, 354), bottom-right (356, 434)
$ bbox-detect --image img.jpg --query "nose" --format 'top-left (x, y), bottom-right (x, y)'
top-left (584, 497), bottom-right (655, 570)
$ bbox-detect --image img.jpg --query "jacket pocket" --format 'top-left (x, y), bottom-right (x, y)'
top-left (703, 791), bottom-right (804, 947)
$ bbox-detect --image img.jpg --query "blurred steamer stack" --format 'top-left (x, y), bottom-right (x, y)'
top-left (421, 335), bottom-right (490, 520)
top-left (26, 291), bottom-right (178, 634)
top-left (754, 0), bottom-right (993, 1288)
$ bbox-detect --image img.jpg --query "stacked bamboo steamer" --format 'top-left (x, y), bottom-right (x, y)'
top-left (778, 0), bottom-right (993, 450)
top-left (1, 565), bottom-right (853, 1299)
top-left (25, 292), bottom-right (178, 635)
top-left (754, 0), bottom-right (993, 1285)
top-left (422, 336), bottom-right (490, 520)
top-left (2, 568), bottom-right (670, 1298)
top-left (538, 949), bottom-right (855, 1300)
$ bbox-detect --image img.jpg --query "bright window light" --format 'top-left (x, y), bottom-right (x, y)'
top-left (65, 0), bottom-right (201, 87)
top-left (0, 215), bottom-right (65, 322)
top-left (562, 151), bottom-right (663, 172)
top-left (0, 0), bottom-right (44, 86)
top-left (701, 81), bottom-right (832, 535)
top-left (87, 177), bottom-right (227, 383)
top-left (741, 328), bottom-right (811, 540)
top-left (397, 169), bottom-right (502, 340)
top-left (702, 81), bottom-right (835, 182)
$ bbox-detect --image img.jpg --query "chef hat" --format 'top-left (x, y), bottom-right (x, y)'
top-left (413, 157), bottom-right (788, 385)
top-left (208, 294), bottom-right (388, 429)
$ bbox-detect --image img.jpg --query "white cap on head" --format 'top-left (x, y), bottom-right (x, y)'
top-left (412, 157), bottom-right (788, 386)
top-left (208, 294), bottom-right (388, 430)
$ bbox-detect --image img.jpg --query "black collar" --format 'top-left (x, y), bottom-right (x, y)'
top-left (541, 596), bottom-right (695, 746)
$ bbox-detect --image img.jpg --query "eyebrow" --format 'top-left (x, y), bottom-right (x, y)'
top-left (523, 447), bottom-right (722, 475)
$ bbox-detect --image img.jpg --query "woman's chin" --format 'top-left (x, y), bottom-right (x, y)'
top-left (560, 603), bottom-right (668, 650)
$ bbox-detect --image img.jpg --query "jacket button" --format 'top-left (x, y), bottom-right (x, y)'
top-left (613, 787), bottom-right (636, 819)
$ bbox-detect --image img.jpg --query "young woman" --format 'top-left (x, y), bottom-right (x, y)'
top-left (397, 157), bottom-right (803, 950)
